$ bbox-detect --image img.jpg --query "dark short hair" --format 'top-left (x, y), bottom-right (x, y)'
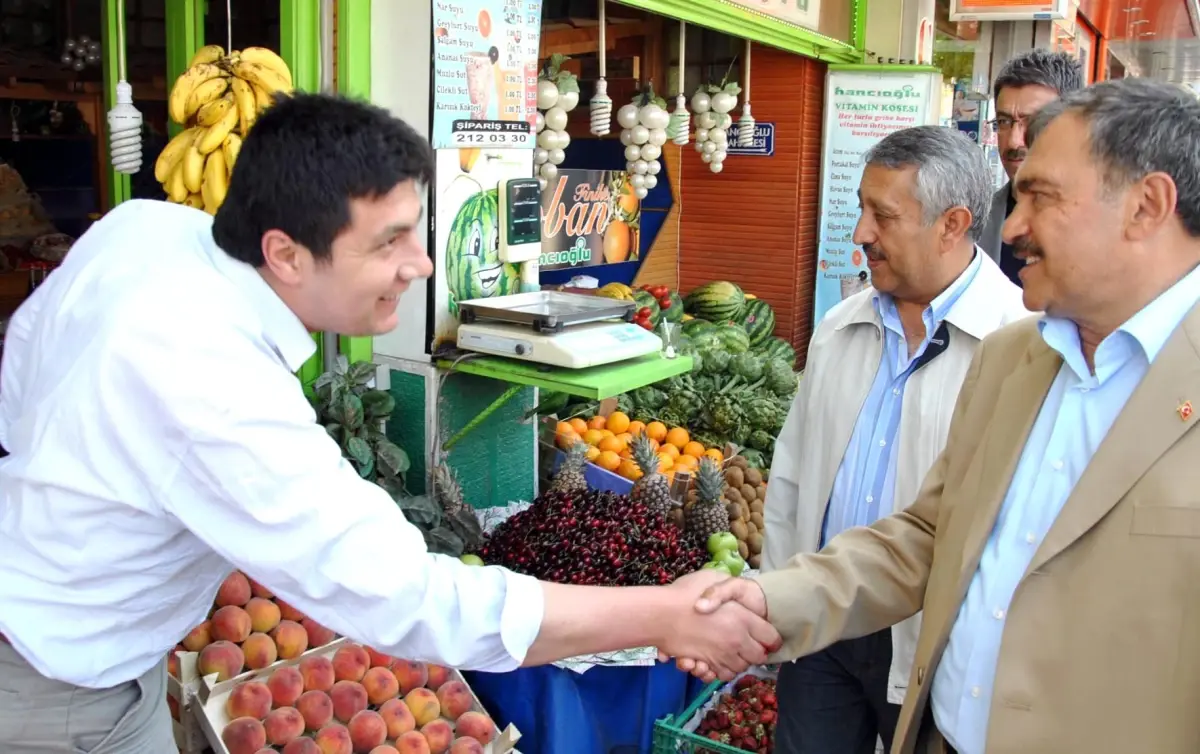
top-left (212, 93), bottom-right (434, 266)
top-left (1028, 78), bottom-right (1200, 238)
top-left (992, 49), bottom-right (1084, 102)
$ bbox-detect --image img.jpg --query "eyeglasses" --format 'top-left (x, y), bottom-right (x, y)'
top-left (988, 115), bottom-right (1031, 131)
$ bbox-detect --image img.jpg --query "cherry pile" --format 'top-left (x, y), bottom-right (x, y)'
top-left (475, 490), bottom-right (707, 586)
top-left (696, 675), bottom-right (778, 753)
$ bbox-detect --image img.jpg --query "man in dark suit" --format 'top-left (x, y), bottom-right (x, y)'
top-left (979, 50), bottom-right (1083, 286)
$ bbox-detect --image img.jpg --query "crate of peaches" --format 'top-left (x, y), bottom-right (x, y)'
top-left (551, 410), bottom-right (726, 489)
top-left (195, 638), bottom-right (519, 754)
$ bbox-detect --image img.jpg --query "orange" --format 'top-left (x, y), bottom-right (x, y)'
top-left (648, 438), bottom-right (661, 452)
top-left (665, 427), bottom-right (690, 451)
top-left (582, 428), bottom-right (605, 447)
top-left (704, 448), bottom-right (725, 464)
top-left (627, 420), bottom-right (647, 437)
top-left (660, 443), bottom-right (680, 459)
top-left (555, 421), bottom-right (574, 436)
top-left (617, 432), bottom-right (634, 448)
top-left (587, 415), bottom-right (607, 431)
top-left (617, 459), bottom-right (644, 481)
top-left (606, 411), bottom-right (631, 434)
top-left (596, 450), bottom-right (622, 471)
top-left (674, 454), bottom-right (699, 471)
top-left (600, 429), bottom-right (615, 439)
top-left (682, 441), bottom-right (706, 458)
top-left (646, 421), bottom-right (668, 442)
top-left (569, 417), bottom-right (588, 434)
top-left (598, 435), bottom-right (626, 454)
top-left (555, 430), bottom-right (579, 450)
top-left (656, 452), bottom-right (675, 472)
top-left (586, 445), bottom-right (601, 461)
top-left (665, 469), bottom-right (676, 485)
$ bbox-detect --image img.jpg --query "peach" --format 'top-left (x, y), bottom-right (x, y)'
top-left (299, 655), bottom-right (336, 692)
top-left (217, 571), bottom-right (253, 607)
top-left (211, 605), bottom-right (253, 644)
top-left (448, 739), bottom-right (485, 754)
top-left (243, 632), bottom-right (279, 670)
top-left (303, 618), bottom-right (337, 648)
top-left (268, 666), bottom-right (305, 708)
top-left (226, 681), bottom-right (273, 721)
top-left (271, 619), bottom-right (309, 660)
top-left (246, 597), bottom-right (282, 633)
top-left (453, 711), bottom-right (495, 744)
top-left (371, 747), bottom-right (402, 754)
top-left (167, 694), bottom-right (181, 721)
top-left (330, 680), bottom-right (369, 723)
top-left (362, 666), bottom-right (400, 706)
top-left (284, 738), bottom-right (322, 754)
top-left (264, 706), bottom-right (306, 746)
top-left (420, 719), bottom-right (453, 754)
top-left (365, 647), bottom-right (395, 669)
top-left (314, 722), bottom-right (353, 754)
top-left (249, 578), bottom-right (274, 599)
top-left (222, 716), bottom-right (267, 754)
top-left (348, 709), bottom-right (388, 752)
top-left (182, 621), bottom-right (213, 652)
top-left (394, 731), bottom-right (432, 754)
top-left (390, 659), bottom-right (429, 695)
top-left (167, 650), bottom-right (181, 679)
top-left (435, 680), bottom-right (473, 721)
top-left (297, 690), bottom-right (334, 731)
top-left (403, 688), bottom-right (440, 727)
top-left (277, 598), bottom-right (307, 622)
top-left (332, 644), bottom-right (370, 682)
top-left (378, 697), bottom-right (416, 738)
top-left (198, 640), bottom-right (245, 681)
top-left (424, 664), bottom-right (451, 691)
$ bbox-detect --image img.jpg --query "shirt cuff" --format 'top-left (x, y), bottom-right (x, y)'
top-left (497, 567), bottom-right (545, 669)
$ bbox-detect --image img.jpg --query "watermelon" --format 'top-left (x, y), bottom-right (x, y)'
top-left (713, 322), bottom-right (751, 353)
top-left (661, 290), bottom-right (685, 323)
top-left (738, 299), bottom-right (776, 347)
top-left (681, 318), bottom-right (717, 337)
top-left (684, 281), bottom-right (746, 322)
top-left (445, 188), bottom-right (521, 315)
top-left (755, 336), bottom-right (796, 368)
top-left (633, 289), bottom-right (663, 328)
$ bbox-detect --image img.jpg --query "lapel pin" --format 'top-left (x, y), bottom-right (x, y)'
top-left (1179, 401), bottom-right (1194, 422)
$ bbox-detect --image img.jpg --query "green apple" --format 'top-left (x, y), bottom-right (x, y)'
top-left (706, 531), bottom-right (738, 556)
top-left (701, 560), bottom-right (733, 576)
top-left (714, 549), bottom-right (746, 577)
top-left (460, 554), bottom-right (485, 566)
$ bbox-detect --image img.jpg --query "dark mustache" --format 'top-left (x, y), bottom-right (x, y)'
top-left (863, 244), bottom-right (884, 260)
top-left (1003, 149), bottom-right (1027, 161)
top-left (1012, 237), bottom-right (1042, 256)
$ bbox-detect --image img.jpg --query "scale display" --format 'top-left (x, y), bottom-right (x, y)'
top-left (504, 178), bottom-right (542, 247)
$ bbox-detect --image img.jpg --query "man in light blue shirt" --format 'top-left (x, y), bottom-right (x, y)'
top-left (680, 78), bottom-right (1200, 754)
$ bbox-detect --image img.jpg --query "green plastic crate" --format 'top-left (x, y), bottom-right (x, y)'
top-left (652, 679), bottom-right (742, 754)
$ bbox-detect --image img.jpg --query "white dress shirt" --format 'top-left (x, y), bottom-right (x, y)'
top-left (0, 200), bottom-right (544, 689)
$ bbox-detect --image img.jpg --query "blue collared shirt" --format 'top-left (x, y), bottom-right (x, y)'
top-left (822, 251), bottom-right (983, 547)
top-left (932, 263), bottom-right (1200, 754)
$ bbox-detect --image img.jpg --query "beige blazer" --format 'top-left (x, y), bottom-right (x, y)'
top-left (755, 310), bottom-right (1200, 754)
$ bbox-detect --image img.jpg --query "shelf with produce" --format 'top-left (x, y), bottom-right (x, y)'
top-left (435, 351), bottom-right (693, 402)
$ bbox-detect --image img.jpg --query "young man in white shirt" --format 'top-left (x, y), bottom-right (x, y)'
top-left (0, 93), bottom-right (778, 753)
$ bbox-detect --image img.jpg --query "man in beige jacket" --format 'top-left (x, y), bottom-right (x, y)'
top-left (683, 78), bottom-right (1200, 754)
top-left (762, 126), bottom-right (1027, 754)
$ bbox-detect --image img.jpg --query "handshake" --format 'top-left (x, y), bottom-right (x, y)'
top-left (655, 570), bottom-right (778, 683)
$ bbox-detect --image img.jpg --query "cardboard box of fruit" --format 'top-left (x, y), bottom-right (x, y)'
top-left (192, 636), bottom-right (520, 754)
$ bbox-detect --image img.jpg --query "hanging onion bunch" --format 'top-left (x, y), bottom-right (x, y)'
top-left (618, 84), bottom-right (669, 200)
top-left (692, 81), bottom-right (741, 175)
top-left (534, 54), bottom-right (581, 190)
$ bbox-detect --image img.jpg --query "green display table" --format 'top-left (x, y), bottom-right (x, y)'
top-left (436, 353), bottom-right (692, 401)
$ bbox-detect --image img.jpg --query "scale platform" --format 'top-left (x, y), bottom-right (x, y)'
top-left (457, 291), bottom-right (634, 333)
top-left (457, 319), bottom-right (663, 369)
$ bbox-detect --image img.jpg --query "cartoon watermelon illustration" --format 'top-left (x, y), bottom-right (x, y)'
top-left (445, 187), bottom-right (520, 316)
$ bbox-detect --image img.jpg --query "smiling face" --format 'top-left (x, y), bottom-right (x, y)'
top-left (445, 188), bottom-right (519, 306)
top-left (263, 180), bottom-right (432, 336)
top-left (1001, 113), bottom-right (1129, 321)
top-left (853, 164), bottom-right (948, 303)
top-left (996, 84), bottom-right (1060, 181)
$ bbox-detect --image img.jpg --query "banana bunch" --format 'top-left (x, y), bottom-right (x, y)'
top-left (156, 45), bottom-right (293, 214)
top-left (595, 282), bottom-right (635, 301)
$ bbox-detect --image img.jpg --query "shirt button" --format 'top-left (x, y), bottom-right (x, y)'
top-left (1025, 532), bottom-right (1036, 544)
top-left (879, 439), bottom-right (887, 447)
top-left (892, 388), bottom-right (901, 396)
top-left (993, 608), bottom-right (1005, 620)
top-left (1081, 387), bottom-right (1090, 393)
top-left (866, 495), bottom-right (874, 503)
top-left (1052, 460), bottom-right (1064, 470)
top-left (971, 686), bottom-right (981, 698)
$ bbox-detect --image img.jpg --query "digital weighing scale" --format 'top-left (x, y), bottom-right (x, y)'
top-left (456, 291), bottom-right (665, 369)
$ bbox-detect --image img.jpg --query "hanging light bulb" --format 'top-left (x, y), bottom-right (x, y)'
top-left (667, 22), bottom-right (690, 146)
top-left (107, 1), bottom-right (142, 176)
top-left (737, 40), bottom-right (755, 148)
top-left (589, 0), bottom-right (612, 136)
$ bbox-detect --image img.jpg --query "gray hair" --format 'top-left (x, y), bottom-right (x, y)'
top-left (863, 125), bottom-right (993, 242)
top-left (1029, 78), bottom-right (1200, 238)
top-left (993, 49), bottom-right (1084, 101)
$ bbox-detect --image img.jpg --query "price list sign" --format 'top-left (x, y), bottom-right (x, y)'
top-left (432, 0), bottom-right (543, 150)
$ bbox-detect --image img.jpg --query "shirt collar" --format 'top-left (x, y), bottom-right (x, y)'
top-left (204, 229), bottom-right (317, 373)
top-left (872, 247), bottom-right (984, 331)
top-left (1040, 262), bottom-right (1200, 380)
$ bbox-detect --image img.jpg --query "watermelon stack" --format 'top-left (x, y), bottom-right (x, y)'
top-left (738, 299), bottom-right (777, 347)
top-left (684, 281), bottom-right (746, 323)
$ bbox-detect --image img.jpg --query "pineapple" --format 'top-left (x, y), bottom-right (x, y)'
top-left (550, 439), bottom-right (589, 494)
top-left (432, 463), bottom-right (484, 550)
top-left (686, 457), bottom-right (730, 542)
top-left (630, 433), bottom-right (673, 517)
